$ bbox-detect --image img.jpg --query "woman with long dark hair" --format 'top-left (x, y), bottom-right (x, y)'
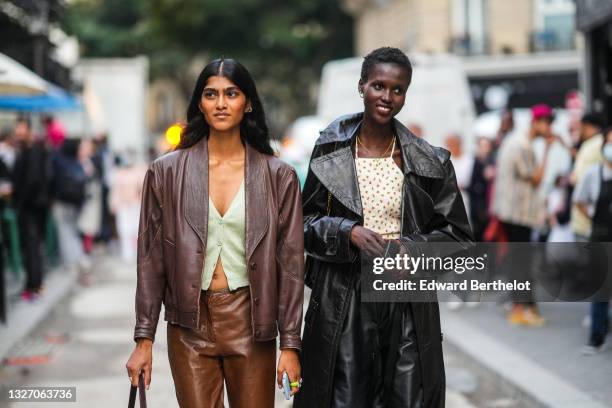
top-left (295, 47), bottom-right (473, 408)
top-left (126, 58), bottom-right (304, 407)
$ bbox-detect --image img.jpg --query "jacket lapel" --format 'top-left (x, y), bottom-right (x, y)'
top-left (245, 144), bottom-right (269, 259)
top-left (184, 140), bottom-right (270, 257)
top-left (184, 138), bottom-right (209, 247)
top-left (310, 145), bottom-right (362, 217)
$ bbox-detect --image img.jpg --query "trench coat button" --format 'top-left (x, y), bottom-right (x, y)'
top-left (254, 297), bottom-right (260, 306)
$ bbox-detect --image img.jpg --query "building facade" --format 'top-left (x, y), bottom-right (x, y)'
top-left (343, 0), bottom-right (577, 56)
top-left (342, 0), bottom-right (580, 113)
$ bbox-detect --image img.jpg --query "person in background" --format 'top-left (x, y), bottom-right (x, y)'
top-left (493, 108), bottom-right (515, 159)
top-left (77, 138), bottom-right (102, 255)
top-left (573, 127), bottom-right (612, 355)
top-left (493, 104), bottom-right (555, 326)
top-left (12, 117), bottom-right (51, 301)
top-left (109, 150), bottom-right (147, 263)
top-left (545, 175), bottom-right (573, 242)
top-left (446, 133), bottom-right (473, 218)
top-left (51, 139), bottom-right (88, 275)
top-left (43, 115), bottom-right (66, 149)
top-left (570, 113), bottom-right (604, 242)
top-left (0, 126), bottom-right (17, 171)
top-left (468, 137), bottom-right (495, 242)
top-left (92, 133), bottom-right (114, 244)
top-left (0, 127), bottom-right (14, 206)
top-left (0, 127), bottom-right (12, 319)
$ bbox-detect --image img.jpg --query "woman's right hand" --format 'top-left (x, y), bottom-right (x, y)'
top-left (349, 225), bottom-right (386, 257)
top-left (126, 339), bottom-right (153, 389)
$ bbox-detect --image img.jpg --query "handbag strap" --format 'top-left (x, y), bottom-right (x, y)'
top-left (128, 373), bottom-right (147, 408)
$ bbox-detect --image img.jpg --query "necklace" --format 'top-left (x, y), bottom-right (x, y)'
top-left (356, 135), bottom-right (395, 157)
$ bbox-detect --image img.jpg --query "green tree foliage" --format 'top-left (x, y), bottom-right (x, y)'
top-left (61, 0), bottom-right (353, 130)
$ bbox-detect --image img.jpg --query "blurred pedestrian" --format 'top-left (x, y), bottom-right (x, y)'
top-left (109, 151), bottom-right (146, 263)
top-left (493, 104), bottom-right (555, 326)
top-left (0, 126), bottom-right (17, 170)
top-left (570, 113), bottom-right (605, 242)
top-left (0, 127), bottom-right (12, 320)
top-left (446, 133), bottom-right (473, 217)
top-left (51, 139), bottom-right (88, 273)
top-left (11, 117), bottom-right (51, 301)
top-left (468, 137), bottom-right (495, 241)
top-left (77, 138), bottom-right (102, 254)
top-left (0, 127), bottom-right (13, 200)
top-left (493, 108), bottom-right (514, 159)
top-left (43, 114), bottom-right (66, 149)
top-left (545, 175), bottom-right (573, 242)
top-left (573, 127), bottom-right (612, 354)
top-left (92, 133), bottom-right (114, 244)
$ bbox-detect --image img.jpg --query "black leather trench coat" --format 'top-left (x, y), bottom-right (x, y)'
top-left (295, 113), bottom-right (473, 408)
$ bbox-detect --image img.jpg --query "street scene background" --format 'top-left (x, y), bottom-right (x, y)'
top-left (0, 0), bottom-right (611, 407)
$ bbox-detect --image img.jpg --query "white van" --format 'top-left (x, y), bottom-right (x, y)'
top-left (316, 53), bottom-right (476, 152)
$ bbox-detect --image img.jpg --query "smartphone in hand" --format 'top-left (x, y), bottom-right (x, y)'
top-left (282, 371), bottom-right (292, 400)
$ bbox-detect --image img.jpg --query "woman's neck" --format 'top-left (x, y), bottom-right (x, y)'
top-left (208, 128), bottom-right (244, 159)
top-left (359, 116), bottom-right (395, 145)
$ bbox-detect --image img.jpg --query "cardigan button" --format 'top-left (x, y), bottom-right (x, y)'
top-left (250, 262), bottom-right (257, 270)
top-left (255, 329), bottom-right (261, 336)
top-left (254, 297), bottom-right (260, 306)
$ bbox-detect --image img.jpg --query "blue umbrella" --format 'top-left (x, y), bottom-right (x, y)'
top-left (0, 83), bottom-right (81, 111)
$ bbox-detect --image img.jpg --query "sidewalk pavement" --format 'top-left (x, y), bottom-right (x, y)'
top-left (0, 253), bottom-right (477, 407)
top-left (0, 267), bottom-right (76, 361)
top-left (440, 301), bottom-right (612, 408)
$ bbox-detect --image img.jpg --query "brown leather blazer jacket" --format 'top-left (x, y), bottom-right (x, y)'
top-left (133, 138), bottom-right (304, 350)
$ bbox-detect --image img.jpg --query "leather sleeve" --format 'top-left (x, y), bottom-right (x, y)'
top-left (401, 158), bottom-right (474, 258)
top-left (276, 167), bottom-right (305, 350)
top-left (133, 163), bottom-right (166, 342)
top-left (302, 146), bottom-right (359, 264)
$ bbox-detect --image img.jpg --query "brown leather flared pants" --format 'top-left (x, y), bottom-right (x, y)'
top-left (167, 286), bottom-right (276, 408)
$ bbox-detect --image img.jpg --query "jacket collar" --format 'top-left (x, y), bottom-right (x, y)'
top-left (310, 113), bottom-right (446, 216)
top-left (184, 138), bottom-right (269, 260)
top-left (316, 112), bottom-right (446, 179)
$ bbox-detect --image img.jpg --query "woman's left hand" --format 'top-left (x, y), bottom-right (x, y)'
top-left (277, 348), bottom-right (301, 396)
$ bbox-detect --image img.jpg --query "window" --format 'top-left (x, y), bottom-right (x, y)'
top-left (451, 0), bottom-right (486, 55)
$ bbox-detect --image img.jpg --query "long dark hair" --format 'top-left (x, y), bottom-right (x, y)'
top-left (177, 58), bottom-right (273, 155)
